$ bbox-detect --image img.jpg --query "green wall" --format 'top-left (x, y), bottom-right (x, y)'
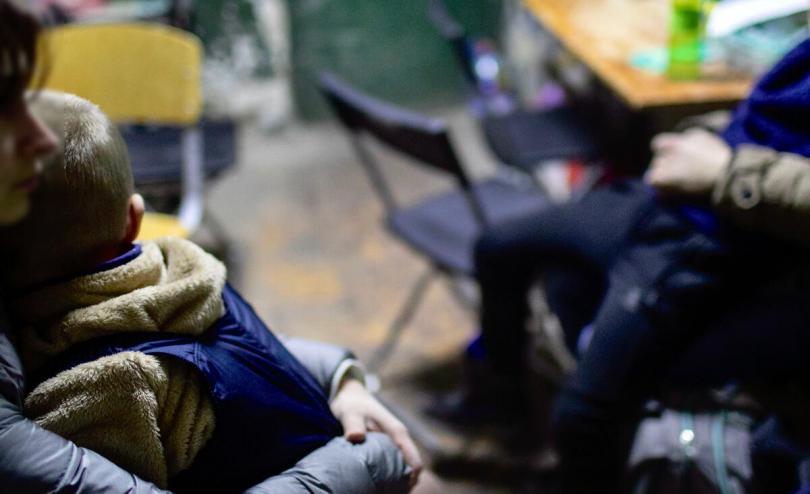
top-left (193, 0), bottom-right (274, 78)
top-left (289, 0), bottom-right (502, 120)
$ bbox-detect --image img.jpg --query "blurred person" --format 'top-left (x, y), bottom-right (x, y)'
top-left (0, 3), bottom-right (56, 224)
top-left (0, 3), bottom-right (420, 493)
top-left (444, 37), bottom-right (810, 493)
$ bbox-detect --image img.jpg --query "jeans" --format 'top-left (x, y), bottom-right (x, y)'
top-left (475, 181), bottom-right (654, 375)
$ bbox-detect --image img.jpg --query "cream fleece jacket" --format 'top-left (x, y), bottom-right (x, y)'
top-left (14, 238), bottom-right (227, 488)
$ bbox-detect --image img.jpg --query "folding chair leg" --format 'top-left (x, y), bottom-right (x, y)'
top-left (367, 267), bottom-right (436, 373)
top-left (204, 207), bottom-right (242, 281)
top-left (443, 275), bottom-right (479, 315)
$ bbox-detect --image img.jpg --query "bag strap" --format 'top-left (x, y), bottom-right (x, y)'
top-left (682, 410), bottom-right (735, 494)
top-left (712, 411), bottom-right (733, 494)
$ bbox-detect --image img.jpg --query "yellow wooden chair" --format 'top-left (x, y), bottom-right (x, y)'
top-left (38, 22), bottom-right (204, 241)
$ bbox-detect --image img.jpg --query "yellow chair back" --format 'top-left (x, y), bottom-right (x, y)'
top-left (35, 23), bottom-right (205, 241)
top-left (38, 23), bottom-right (203, 125)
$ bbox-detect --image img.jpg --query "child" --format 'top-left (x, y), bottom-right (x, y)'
top-left (0, 91), bottom-right (379, 493)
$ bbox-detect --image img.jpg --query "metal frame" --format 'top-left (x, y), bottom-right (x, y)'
top-left (320, 71), bottom-right (495, 372)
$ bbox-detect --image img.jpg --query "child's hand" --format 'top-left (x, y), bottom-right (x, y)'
top-left (330, 378), bottom-right (423, 487)
top-left (645, 128), bottom-right (732, 197)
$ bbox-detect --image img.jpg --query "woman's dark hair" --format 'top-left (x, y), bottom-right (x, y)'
top-left (0, 0), bottom-right (41, 112)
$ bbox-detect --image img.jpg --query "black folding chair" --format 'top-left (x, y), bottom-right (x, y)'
top-left (427, 0), bottom-right (602, 176)
top-left (318, 72), bottom-right (550, 371)
top-left (124, 119), bottom-right (237, 204)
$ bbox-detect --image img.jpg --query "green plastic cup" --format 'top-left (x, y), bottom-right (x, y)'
top-left (666, 0), bottom-right (714, 80)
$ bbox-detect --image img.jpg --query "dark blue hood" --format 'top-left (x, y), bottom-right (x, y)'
top-left (723, 37), bottom-right (810, 157)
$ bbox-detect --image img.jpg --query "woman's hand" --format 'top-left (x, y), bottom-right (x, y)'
top-left (330, 378), bottom-right (423, 487)
top-left (645, 128), bottom-right (732, 197)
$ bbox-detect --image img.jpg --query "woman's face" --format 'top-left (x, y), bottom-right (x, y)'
top-left (0, 93), bottom-right (58, 225)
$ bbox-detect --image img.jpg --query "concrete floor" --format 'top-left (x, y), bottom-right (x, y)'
top-left (205, 107), bottom-right (554, 493)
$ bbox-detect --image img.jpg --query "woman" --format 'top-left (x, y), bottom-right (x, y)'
top-left (0, 3), bottom-right (420, 492)
top-left (0, 1), bottom-right (57, 224)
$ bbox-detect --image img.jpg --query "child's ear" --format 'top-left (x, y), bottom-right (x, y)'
top-left (124, 193), bottom-right (145, 244)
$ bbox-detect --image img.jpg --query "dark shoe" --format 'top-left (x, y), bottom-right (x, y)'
top-left (425, 350), bottom-right (528, 425)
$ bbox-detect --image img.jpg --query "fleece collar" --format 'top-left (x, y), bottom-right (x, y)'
top-left (12, 237), bottom-right (227, 371)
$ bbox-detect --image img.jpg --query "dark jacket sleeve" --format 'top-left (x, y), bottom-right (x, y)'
top-left (245, 433), bottom-right (411, 494)
top-left (282, 337), bottom-right (356, 394)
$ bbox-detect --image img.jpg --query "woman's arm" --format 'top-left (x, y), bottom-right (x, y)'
top-left (247, 433), bottom-right (412, 494)
top-left (285, 338), bottom-right (422, 486)
top-left (5, 390), bottom-right (410, 494)
top-left (282, 336), bottom-right (362, 399)
top-left (3, 332), bottom-right (413, 494)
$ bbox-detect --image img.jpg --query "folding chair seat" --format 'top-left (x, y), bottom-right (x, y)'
top-left (318, 72), bottom-right (549, 371)
top-left (427, 0), bottom-right (602, 177)
top-left (124, 119), bottom-right (237, 188)
top-left (481, 107), bottom-right (600, 173)
top-left (389, 178), bottom-right (549, 275)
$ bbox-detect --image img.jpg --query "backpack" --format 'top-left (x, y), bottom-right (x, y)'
top-left (627, 407), bottom-right (755, 494)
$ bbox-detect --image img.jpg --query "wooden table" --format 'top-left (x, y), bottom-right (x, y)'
top-left (522, 0), bottom-right (753, 110)
top-left (522, 0), bottom-right (755, 170)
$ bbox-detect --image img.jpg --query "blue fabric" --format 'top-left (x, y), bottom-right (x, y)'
top-left (24, 244), bottom-right (143, 292)
top-left (91, 243), bottom-right (141, 273)
top-left (32, 285), bottom-right (342, 494)
top-left (677, 205), bottom-right (720, 236)
top-left (723, 37), bottom-right (810, 158)
top-left (465, 334), bottom-right (486, 361)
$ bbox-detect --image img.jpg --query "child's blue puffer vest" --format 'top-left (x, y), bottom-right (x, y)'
top-left (32, 284), bottom-right (343, 494)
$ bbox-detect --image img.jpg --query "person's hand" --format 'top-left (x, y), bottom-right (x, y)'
top-left (645, 128), bottom-right (732, 197)
top-left (330, 378), bottom-right (423, 487)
